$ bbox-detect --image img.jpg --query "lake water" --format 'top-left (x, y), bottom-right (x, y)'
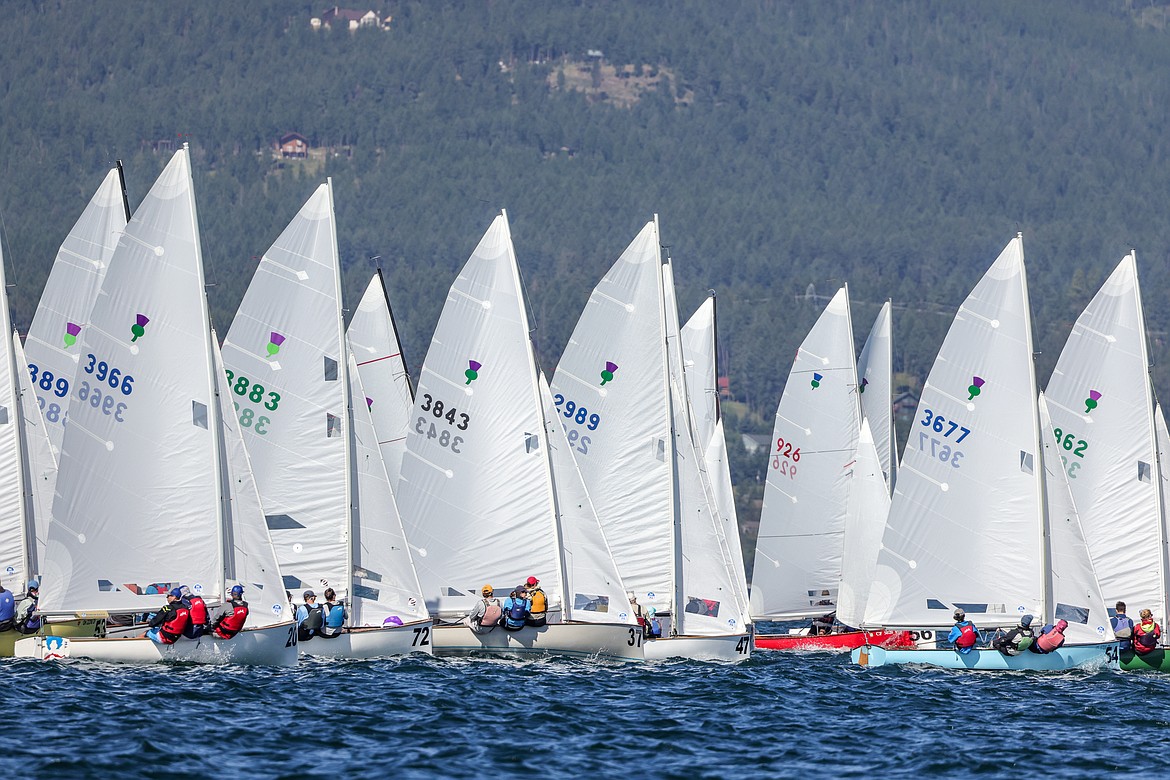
top-left (5, 636), bottom-right (1169, 778)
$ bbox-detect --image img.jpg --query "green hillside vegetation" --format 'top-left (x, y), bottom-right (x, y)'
top-left (3, 1), bottom-right (1170, 549)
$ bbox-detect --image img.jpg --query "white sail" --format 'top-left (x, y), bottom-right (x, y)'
top-left (0, 247), bottom-right (31, 592)
top-left (537, 375), bottom-right (634, 626)
top-left (1042, 253), bottom-right (1167, 628)
top-left (347, 270), bottom-right (414, 486)
top-left (14, 334), bottom-right (57, 579)
top-left (346, 349), bottom-right (428, 625)
top-left (835, 418), bottom-right (891, 629)
top-left (221, 182), bottom-right (350, 598)
top-left (865, 236), bottom-right (1045, 629)
top-left (857, 301), bottom-right (897, 493)
top-left (751, 286), bottom-right (860, 620)
top-left (663, 265), bottom-right (748, 635)
top-left (396, 214), bottom-right (564, 618)
top-left (549, 222), bottom-right (673, 611)
top-left (41, 147), bottom-right (227, 613)
top-left (1156, 403), bottom-right (1170, 625)
top-left (213, 339), bottom-right (291, 628)
top-left (1038, 392), bottom-right (1113, 644)
top-left (681, 297), bottom-right (750, 606)
top-left (24, 168), bottom-right (127, 457)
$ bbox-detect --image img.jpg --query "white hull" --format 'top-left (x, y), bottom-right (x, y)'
top-left (644, 632), bottom-right (752, 662)
top-left (297, 619), bottom-right (435, 659)
top-left (432, 621), bottom-right (644, 661)
top-left (852, 642), bottom-right (1120, 671)
top-left (14, 621), bottom-right (298, 666)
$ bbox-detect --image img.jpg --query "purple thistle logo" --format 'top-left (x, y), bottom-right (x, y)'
top-left (1084, 390), bottom-right (1102, 414)
top-left (811, 372), bottom-right (823, 389)
top-left (266, 332), bottom-right (286, 357)
top-left (600, 361), bottom-right (618, 386)
top-left (465, 360), bottom-right (481, 385)
top-left (967, 376), bottom-right (986, 401)
top-left (859, 377), bottom-right (869, 394)
top-left (365, 396), bottom-right (374, 410)
top-left (130, 314), bottom-right (149, 342)
top-left (63, 322), bottom-right (81, 349)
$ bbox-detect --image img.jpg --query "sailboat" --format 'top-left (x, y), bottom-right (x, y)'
top-left (220, 181), bottom-right (431, 658)
top-left (1042, 253), bottom-right (1169, 671)
top-left (395, 212), bottom-right (641, 660)
top-left (679, 295), bottom-right (750, 611)
top-left (1126, 402), bottom-right (1170, 670)
top-left (0, 251), bottom-right (61, 656)
top-left (551, 219), bottom-right (750, 661)
top-left (749, 287), bottom-right (910, 651)
top-left (15, 147), bottom-right (297, 665)
top-left (347, 270), bottom-right (415, 488)
top-left (852, 236), bottom-right (1117, 670)
top-left (856, 301), bottom-right (898, 493)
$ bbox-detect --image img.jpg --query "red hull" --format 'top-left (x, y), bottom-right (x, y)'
top-left (755, 630), bottom-right (915, 651)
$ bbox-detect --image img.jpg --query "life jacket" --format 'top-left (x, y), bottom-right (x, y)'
top-left (1134, 620), bottom-right (1159, 653)
top-left (954, 622), bottom-right (977, 649)
top-left (301, 604), bottom-right (324, 631)
top-left (504, 598), bottom-right (527, 628)
top-left (16, 597), bottom-right (42, 633)
top-left (529, 588), bottom-right (548, 615)
top-left (213, 602), bottom-right (249, 639)
top-left (187, 596), bottom-right (209, 626)
top-left (158, 604), bottom-right (191, 644)
top-left (325, 603), bottom-right (346, 629)
top-left (1035, 626), bottom-right (1066, 653)
top-left (477, 599), bottom-right (502, 628)
top-left (1112, 616), bottom-right (1133, 639)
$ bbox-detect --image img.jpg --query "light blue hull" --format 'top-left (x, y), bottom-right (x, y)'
top-left (851, 642), bottom-right (1120, 671)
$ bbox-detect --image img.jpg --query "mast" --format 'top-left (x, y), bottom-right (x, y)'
top-left (884, 299), bottom-right (897, 492)
top-left (186, 143), bottom-right (229, 600)
top-left (1132, 249), bottom-right (1170, 627)
top-left (656, 215), bottom-right (683, 634)
top-left (1018, 233), bottom-right (1052, 623)
top-left (115, 159), bottom-right (132, 222)
top-left (326, 178), bottom-right (356, 606)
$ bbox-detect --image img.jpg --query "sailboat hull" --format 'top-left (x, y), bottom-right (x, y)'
top-left (756, 629), bottom-right (914, 651)
top-left (297, 619), bottom-right (435, 659)
top-left (851, 643), bottom-right (1120, 671)
top-left (13, 621), bottom-right (299, 666)
top-left (1120, 648), bottom-right (1170, 672)
top-left (0, 618), bottom-right (108, 657)
top-left (432, 621), bottom-right (644, 661)
top-left (644, 632), bottom-right (752, 662)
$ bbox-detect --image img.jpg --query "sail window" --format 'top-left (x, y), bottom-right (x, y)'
top-left (266, 514), bottom-right (305, 529)
top-left (1055, 603), bottom-right (1090, 624)
top-left (324, 356), bottom-right (339, 381)
top-left (327, 413), bottom-right (341, 438)
top-left (1138, 461), bottom-right (1152, 483)
top-left (192, 400), bottom-right (208, 429)
top-left (654, 437), bottom-right (666, 462)
top-left (1019, 451), bottom-right (1033, 475)
top-left (684, 596), bottom-right (720, 618)
top-left (353, 566), bottom-right (382, 582)
top-left (352, 584), bottom-right (379, 601)
top-left (0, 405), bottom-right (8, 424)
top-left (574, 594), bottom-right (610, 613)
top-left (525, 433), bottom-right (540, 453)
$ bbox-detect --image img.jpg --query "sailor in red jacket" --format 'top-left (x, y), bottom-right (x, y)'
top-left (212, 584), bottom-right (250, 640)
top-left (144, 588), bottom-right (191, 644)
top-left (1132, 608), bottom-right (1162, 655)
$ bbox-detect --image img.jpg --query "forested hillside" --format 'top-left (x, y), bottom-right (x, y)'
top-left (3, 0), bottom-right (1170, 531)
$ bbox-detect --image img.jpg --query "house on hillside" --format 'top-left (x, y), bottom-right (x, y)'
top-left (718, 375), bottom-right (730, 399)
top-left (742, 433), bottom-right (770, 455)
top-left (313, 7), bottom-right (380, 30)
top-left (277, 132), bottom-right (310, 158)
top-left (893, 389), bottom-right (920, 424)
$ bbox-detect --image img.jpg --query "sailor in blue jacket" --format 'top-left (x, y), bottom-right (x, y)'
top-left (947, 609), bottom-right (982, 654)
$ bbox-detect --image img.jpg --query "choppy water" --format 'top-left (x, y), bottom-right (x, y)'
top-left (5, 635), bottom-right (1170, 779)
